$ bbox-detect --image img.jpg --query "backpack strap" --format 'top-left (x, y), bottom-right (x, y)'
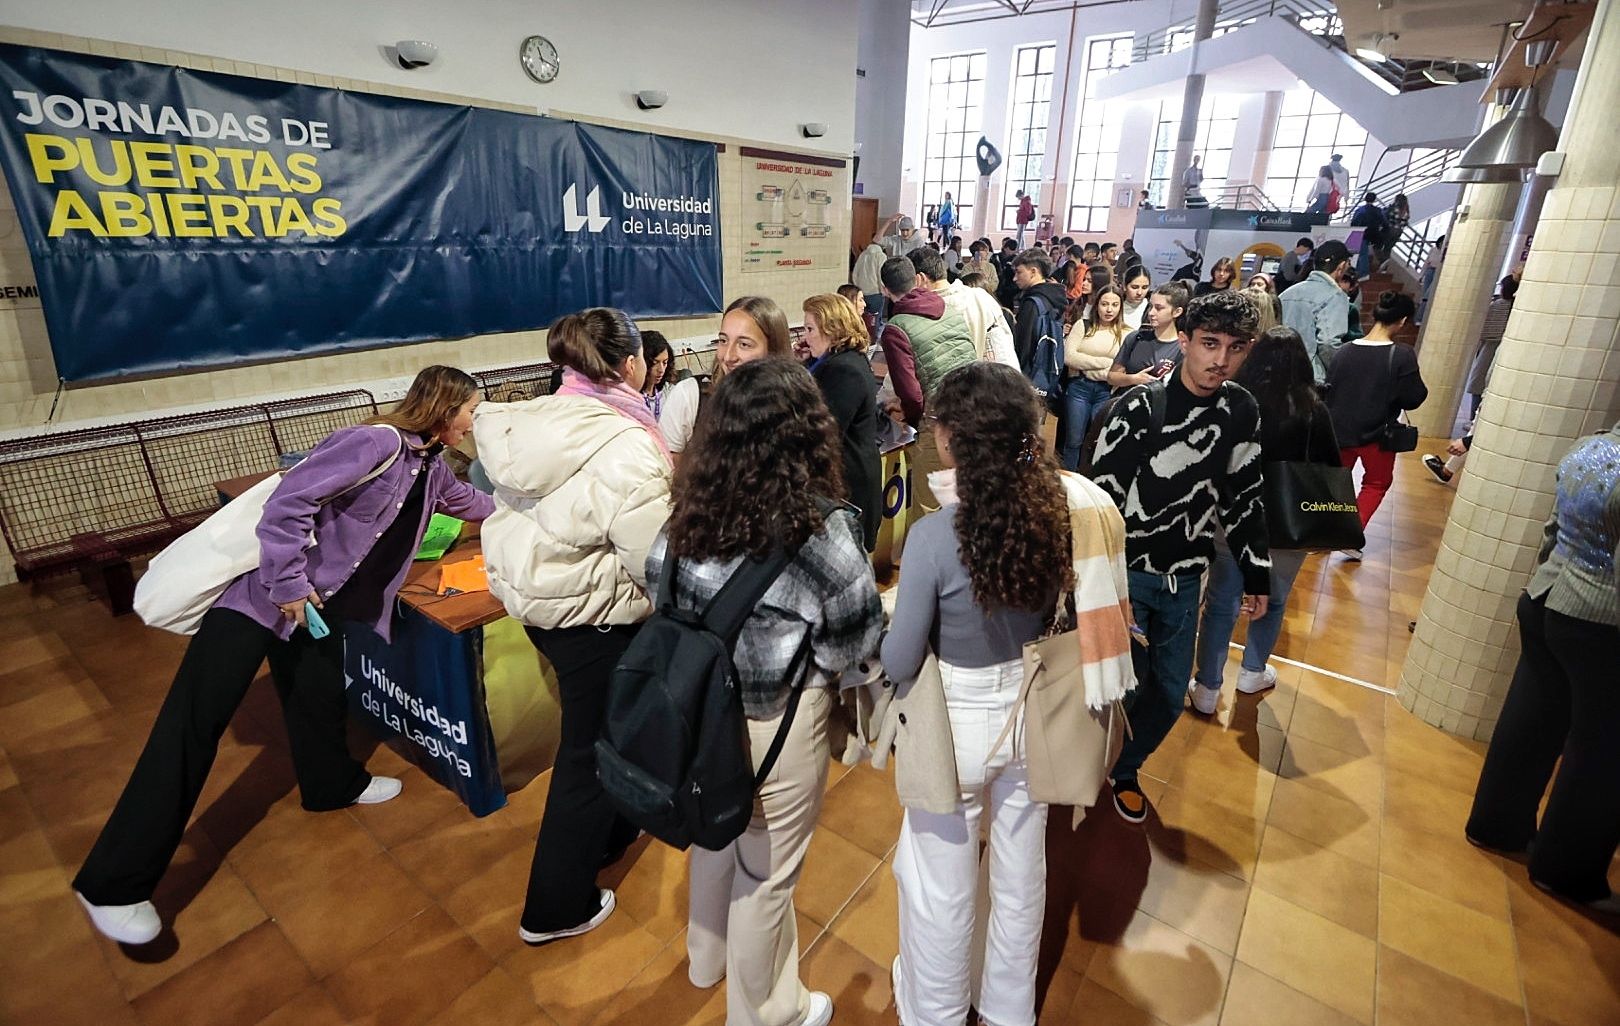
top-left (1145, 379), bottom-right (1168, 441)
top-left (749, 626), bottom-right (815, 789)
top-left (698, 550), bottom-right (796, 642)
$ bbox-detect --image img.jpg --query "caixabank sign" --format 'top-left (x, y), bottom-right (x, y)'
top-left (0, 44), bottom-right (723, 381)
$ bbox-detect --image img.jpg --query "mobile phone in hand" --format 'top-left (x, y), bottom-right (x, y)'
top-left (304, 601), bottom-right (330, 639)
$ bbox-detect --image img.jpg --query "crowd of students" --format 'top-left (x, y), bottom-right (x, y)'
top-left (69, 222), bottom-right (1619, 1025)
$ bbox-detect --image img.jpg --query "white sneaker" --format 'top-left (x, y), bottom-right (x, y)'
top-left (1341, 549), bottom-right (1364, 562)
top-left (519, 888), bottom-right (615, 945)
top-left (76, 891), bottom-right (161, 945)
top-left (1189, 682), bottom-right (1221, 715)
top-left (802, 991), bottom-right (834, 1026)
top-left (1235, 666), bottom-right (1278, 694)
top-left (354, 776), bottom-right (402, 805)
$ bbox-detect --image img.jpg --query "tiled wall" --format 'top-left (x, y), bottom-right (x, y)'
top-left (1409, 177), bottom-right (1521, 438)
top-left (0, 28), bottom-right (849, 584)
top-left (1399, 0), bottom-right (1620, 741)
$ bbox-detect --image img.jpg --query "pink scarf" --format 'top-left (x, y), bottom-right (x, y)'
top-left (557, 367), bottom-right (673, 465)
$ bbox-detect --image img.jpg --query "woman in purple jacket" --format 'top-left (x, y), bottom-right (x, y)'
top-left (73, 365), bottom-right (495, 946)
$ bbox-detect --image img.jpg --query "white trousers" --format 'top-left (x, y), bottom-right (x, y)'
top-left (892, 658), bottom-right (1048, 1026)
top-left (688, 688), bottom-right (831, 1026)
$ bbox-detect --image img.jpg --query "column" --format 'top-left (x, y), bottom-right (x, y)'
top-left (1167, 0), bottom-right (1219, 208)
top-left (1400, 0), bottom-right (1620, 741)
top-left (1248, 90), bottom-right (1285, 198)
top-left (1409, 177), bottom-right (1521, 437)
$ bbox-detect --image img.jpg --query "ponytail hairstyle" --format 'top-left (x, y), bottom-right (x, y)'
top-left (370, 365), bottom-right (478, 440)
top-left (929, 363), bottom-right (1073, 611)
top-left (547, 307), bottom-right (643, 384)
top-left (1371, 290), bottom-right (1416, 327)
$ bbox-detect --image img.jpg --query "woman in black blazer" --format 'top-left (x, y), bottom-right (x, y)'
top-left (802, 293), bottom-right (883, 550)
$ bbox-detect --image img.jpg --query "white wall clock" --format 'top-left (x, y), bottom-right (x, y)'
top-left (520, 35), bottom-right (560, 84)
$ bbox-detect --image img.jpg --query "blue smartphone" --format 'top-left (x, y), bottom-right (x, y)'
top-left (304, 601), bottom-right (330, 639)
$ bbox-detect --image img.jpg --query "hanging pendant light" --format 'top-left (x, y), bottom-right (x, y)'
top-left (1456, 40), bottom-right (1559, 170)
top-left (1442, 165), bottom-right (1524, 184)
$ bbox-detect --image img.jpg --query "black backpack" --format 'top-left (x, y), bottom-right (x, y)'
top-left (595, 544), bottom-right (814, 851)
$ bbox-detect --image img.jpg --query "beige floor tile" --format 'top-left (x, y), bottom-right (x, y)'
top-left (1133, 851), bottom-right (1250, 955)
top-left (325, 908), bottom-right (495, 1026)
top-left (800, 930), bottom-right (896, 1026)
top-left (816, 762), bottom-right (902, 859)
top-left (1375, 945), bottom-right (1527, 1026)
top-left (1378, 816), bottom-right (1511, 920)
top-left (501, 902), bottom-right (665, 1026)
top-left (587, 933), bottom-right (718, 1026)
top-left (1085, 912), bottom-right (1233, 1026)
top-left (796, 821), bottom-right (883, 927)
top-left (1506, 874), bottom-right (1620, 1026)
top-left (1252, 827), bottom-right (1379, 937)
top-left (1219, 961), bottom-right (1364, 1026)
top-left (129, 921), bottom-right (314, 1026)
top-left (828, 862), bottom-right (899, 969)
top-left (254, 985), bottom-right (355, 1026)
top-left (1148, 784), bottom-right (1266, 881)
top-left (1377, 874), bottom-right (1519, 1002)
top-left (1286, 692), bottom-right (1384, 759)
top-left (1234, 888), bottom-right (1376, 1024)
top-left (1382, 707), bottom-right (1487, 797)
top-left (266, 849), bottom-right (433, 979)
top-left (1265, 777), bottom-right (1380, 868)
top-left (1066, 974), bottom-right (1171, 1024)
top-left (1168, 732), bottom-right (1280, 823)
top-left (1278, 735), bottom-right (1384, 814)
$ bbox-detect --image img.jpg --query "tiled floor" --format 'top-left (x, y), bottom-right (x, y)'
top-left (3, 450), bottom-right (1618, 1025)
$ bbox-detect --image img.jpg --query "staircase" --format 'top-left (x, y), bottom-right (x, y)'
top-left (1355, 269), bottom-right (1420, 345)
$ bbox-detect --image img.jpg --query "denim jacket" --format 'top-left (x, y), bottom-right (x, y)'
top-left (215, 424), bottom-right (494, 641)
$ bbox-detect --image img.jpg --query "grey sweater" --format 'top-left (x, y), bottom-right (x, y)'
top-left (1528, 427), bottom-right (1620, 626)
top-left (880, 506), bottom-right (1049, 681)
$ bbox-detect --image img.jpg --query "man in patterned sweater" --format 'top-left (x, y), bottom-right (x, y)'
top-left (1092, 289), bottom-right (1271, 823)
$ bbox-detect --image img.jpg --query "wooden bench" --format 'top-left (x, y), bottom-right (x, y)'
top-left (0, 389), bottom-right (376, 614)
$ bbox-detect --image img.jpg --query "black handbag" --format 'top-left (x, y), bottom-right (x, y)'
top-left (1260, 412), bottom-right (1365, 551)
top-left (1377, 346), bottom-right (1419, 452)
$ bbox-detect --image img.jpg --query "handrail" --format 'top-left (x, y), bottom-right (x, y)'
top-left (1210, 183), bottom-right (1281, 211)
top-left (1332, 148), bottom-right (1460, 220)
top-left (1132, 0), bottom-right (1489, 94)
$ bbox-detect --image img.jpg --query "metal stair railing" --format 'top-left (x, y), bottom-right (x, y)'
top-left (1331, 148), bottom-right (1461, 220)
top-left (1210, 182), bottom-right (1282, 211)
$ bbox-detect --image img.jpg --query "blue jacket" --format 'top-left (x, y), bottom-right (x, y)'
top-left (1281, 270), bottom-right (1351, 383)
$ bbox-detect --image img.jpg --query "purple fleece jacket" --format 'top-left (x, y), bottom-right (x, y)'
top-left (214, 424), bottom-right (494, 642)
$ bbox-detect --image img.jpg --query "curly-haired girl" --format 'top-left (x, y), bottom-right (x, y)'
top-left (881, 360), bottom-right (1074, 1026)
top-left (660, 359), bottom-right (882, 1026)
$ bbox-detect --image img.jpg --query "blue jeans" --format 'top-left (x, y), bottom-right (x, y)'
top-left (1356, 239), bottom-right (1374, 277)
top-left (1112, 570), bottom-right (1204, 783)
top-left (1194, 544), bottom-right (1309, 689)
top-left (1060, 376), bottom-right (1110, 471)
top-left (1305, 194), bottom-right (1330, 215)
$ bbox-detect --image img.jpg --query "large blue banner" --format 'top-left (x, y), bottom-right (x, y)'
top-left (0, 44), bottom-right (723, 381)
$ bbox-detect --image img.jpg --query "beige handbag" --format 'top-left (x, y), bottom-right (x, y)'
top-left (1005, 625), bottom-right (1128, 811)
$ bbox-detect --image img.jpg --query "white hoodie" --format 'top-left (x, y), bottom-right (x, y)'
top-left (474, 395), bottom-right (672, 629)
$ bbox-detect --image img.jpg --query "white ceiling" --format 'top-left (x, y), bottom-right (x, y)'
top-left (1333, 0), bottom-right (1539, 62)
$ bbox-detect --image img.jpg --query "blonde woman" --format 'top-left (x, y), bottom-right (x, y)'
top-left (803, 294), bottom-right (882, 551)
top-left (659, 296), bottom-right (792, 457)
top-left (1060, 284), bottom-right (1128, 471)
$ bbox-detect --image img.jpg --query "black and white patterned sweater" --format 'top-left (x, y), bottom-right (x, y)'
top-left (1092, 373), bottom-right (1272, 595)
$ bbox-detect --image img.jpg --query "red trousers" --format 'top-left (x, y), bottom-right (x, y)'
top-left (1340, 443), bottom-right (1397, 528)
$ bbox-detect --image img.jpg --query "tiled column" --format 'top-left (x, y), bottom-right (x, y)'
top-left (1400, 0), bottom-right (1620, 740)
top-left (1410, 177), bottom-right (1521, 437)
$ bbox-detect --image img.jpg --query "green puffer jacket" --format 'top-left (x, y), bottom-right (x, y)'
top-left (888, 305), bottom-right (976, 399)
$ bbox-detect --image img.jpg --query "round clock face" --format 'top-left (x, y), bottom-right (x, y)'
top-left (520, 35), bottom-right (559, 84)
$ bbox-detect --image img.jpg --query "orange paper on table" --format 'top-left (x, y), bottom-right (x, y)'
top-left (437, 555), bottom-right (489, 595)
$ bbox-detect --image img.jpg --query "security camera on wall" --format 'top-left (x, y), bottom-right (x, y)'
top-left (394, 40), bottom-right (439, 69)
top-left (801, 122), bottom-right (828, 139)
top-left (635, 90), bottom-right (668, 110)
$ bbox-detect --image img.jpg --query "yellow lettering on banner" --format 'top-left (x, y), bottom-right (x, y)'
top-left (245, 196), bottom-right (283, 236)
top-left (101, 192), bottom-right (153, 237)
top-left (215, 147), bottom-right (255, 190)
top-left (312, 197), bottom-right (346, 237)
top-left (128, 142), bottom-right (180, 188)
top-left (26, 133), bottom-right (77, 184)
top-left (74, 137), bottom-right (131, 187)
top-left (174, 145), bottom-right (224, 191)
top-left (149, 189), bottom-right (171, 236)
top-left (285, 152), bottom-right (321, 194)
top-left (207, 194), bottom-right (254, 237)
top-left (165, 193), bottom-right (210, 237)
top-left (245, 151), bottom-right (292, 193)
top-left (276, 198), bottom-right (317, 236)
top-left (47, 190), bottom-right (106, 236)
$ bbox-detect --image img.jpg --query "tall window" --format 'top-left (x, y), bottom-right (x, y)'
top-left (1263, 87), bottom-right (1368, 209)
top-left (1001, 44), bottom-right (1056, 231)
top-left (1066, 34), bottom-right (1134, 234)
top-left (923, 52), bottom-right (987, 230)
top-left (1145, 94), bottom-right (1241, 207)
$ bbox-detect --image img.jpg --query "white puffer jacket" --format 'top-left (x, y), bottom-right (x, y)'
top-left (474, 395), bottom-right (672, 629)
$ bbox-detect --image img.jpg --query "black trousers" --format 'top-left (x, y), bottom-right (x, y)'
top-left (1467, 592), bottom-right (1620, 901)
top-left (74, 607), bottom-right (370, 906)
top-left (521, 622), bottom-right (641, 933)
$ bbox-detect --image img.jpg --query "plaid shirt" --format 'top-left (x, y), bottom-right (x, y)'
top-left (646, 509), bottom-right (883, 719)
